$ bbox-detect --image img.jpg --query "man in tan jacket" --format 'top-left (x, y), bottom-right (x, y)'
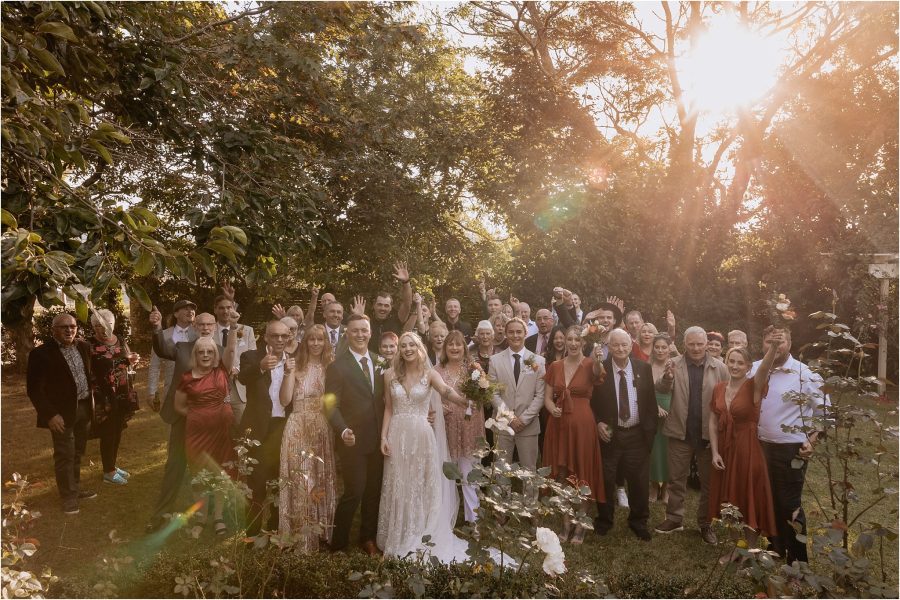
top-left (488, 318), bottom-right (546, 472)
top-left (654, 326), bottom-right (728, 544)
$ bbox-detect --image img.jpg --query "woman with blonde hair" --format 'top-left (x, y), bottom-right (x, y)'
top-left (377, 332), bottom-right (469, 560)
top-left (87, 308), bottom-right (139, 486)
top-left (279, 324), bottom-right (336, 551)
top-left (174, 333), bottom-right (238, 534)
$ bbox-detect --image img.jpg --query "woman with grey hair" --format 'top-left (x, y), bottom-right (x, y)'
top-left (87, 308), bottom-right (139, 486)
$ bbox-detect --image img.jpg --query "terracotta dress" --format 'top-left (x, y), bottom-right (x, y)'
top-left (542, 358), bottom-right (605, 502)
top-left (177, 366), bottom-right (236, 474)
top-left (708, 378), bottom-right (776, 535)
top-left (278, 363), bottom-right (336, 551)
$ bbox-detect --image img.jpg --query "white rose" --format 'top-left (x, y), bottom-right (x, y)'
top-left (478, 377), bottom-right (490, 389)
top-left (471, 370), bottom-right (481, 382)
top-left (535, 527), bottom-right (562, 554)
top-left (542, 552), bottom-right (567, 576)
top-left (775, 302), bottom-right (789, 311)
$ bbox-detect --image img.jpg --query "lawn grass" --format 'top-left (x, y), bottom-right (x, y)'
top-left (2, 367), bottom-right (897, 598)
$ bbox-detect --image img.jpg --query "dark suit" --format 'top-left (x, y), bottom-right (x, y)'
top-left (149, 329), bottom-right (215, 524)
top-left (591, 357), bottom-right (658, 534)
top-left (324, 349), bottom-right (385, 549)
top-left (27, 339), bottom-right (94, 502)
top-left (446, 319), bottom-right (473, 342)
top-left (238, 349), bottom-right (292, 533)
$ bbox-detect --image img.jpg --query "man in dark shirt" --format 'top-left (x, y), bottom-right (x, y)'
top-left (367, 291), bottom-right (404, 353)
top-left (654, 326), bottom-right (728, 544)
top-left (444, 298), bottom-right (473, 342)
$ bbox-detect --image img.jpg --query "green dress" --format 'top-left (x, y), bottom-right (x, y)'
top-left (650, 391), bottom-right (671, 483)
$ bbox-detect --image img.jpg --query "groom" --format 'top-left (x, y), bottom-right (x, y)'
top-left (324, 314), bottom-right (386, 556)
top-left (489, 317), bottom-right (546, 486)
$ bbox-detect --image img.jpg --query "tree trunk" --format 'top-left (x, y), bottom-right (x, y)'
top-left (7, 296), bottom-right (36, 374)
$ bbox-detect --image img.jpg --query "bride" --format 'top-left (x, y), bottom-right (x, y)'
top-left (377, 331), bottom-right (470, 562)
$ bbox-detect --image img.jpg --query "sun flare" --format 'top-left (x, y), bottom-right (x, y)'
top-left (677, 17), bottom-right (785, 114)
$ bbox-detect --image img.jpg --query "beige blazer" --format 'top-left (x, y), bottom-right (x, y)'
top-left (658, 355), bottom-right (728, 441)
top-left (488, 347), bottom-right (546, 436)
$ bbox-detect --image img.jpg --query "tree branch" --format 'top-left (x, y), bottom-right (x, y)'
top-left (167, 3), bottom-right (277, 44)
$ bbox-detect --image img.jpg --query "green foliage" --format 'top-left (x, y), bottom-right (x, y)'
top-left (1, 473), bottom-right (59, 598)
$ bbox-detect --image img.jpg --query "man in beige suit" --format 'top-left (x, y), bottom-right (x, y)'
top-left (488, 318), bottom-right (546, 471)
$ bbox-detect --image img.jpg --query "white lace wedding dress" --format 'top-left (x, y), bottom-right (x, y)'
top-left (376, 373), bottom-right (470, 563)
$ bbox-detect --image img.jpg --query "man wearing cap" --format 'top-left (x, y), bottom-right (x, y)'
top-left (147, 299), bottom-right (196, 413)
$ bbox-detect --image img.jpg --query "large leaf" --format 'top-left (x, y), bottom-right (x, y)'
top-left (127, 282), bottom-right (152, 311)
top-left (36, 21), bottom-right (78, 41)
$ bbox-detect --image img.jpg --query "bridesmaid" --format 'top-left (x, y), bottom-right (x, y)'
top-left (648, 334), bottom-right (672, 503)
top-left (435, 331), bottom-right (484, 522)
top-left (542, 325), bottom-right (606, 544)
top-left (87, 309), bottom-right (139, 486)
top-left (173, 334), bottom-right (237, 534)
top-left (708, 332), bottom-right (782, 562)
top-left (278, 324), bottom-right (336, 551)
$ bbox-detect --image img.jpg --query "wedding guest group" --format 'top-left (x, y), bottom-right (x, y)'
top-left (25, 269), bottom-right (825, 568)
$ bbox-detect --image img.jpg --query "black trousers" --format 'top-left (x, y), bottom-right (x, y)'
top-left (97, 411), bottom-right (124, 473)
top-left (761, 441), bottom-right (808, 563)
top-left (247, 417), bottom-right (287, 534)
top-left (597, 427), bottom-right (651, 532)
top-left (331, 448), bottom-right (384, 550)
top-left (149, 417), bottom-right (187, 522)
top-left (50, 400), bottom-right (90, 502)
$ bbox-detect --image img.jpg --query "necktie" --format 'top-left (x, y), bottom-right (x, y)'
top-left (513, 353), bottom-right (521, 384)
top-left (221, 328), bottom-right (229, 346)
top-left (618, 369), bottom-right (631, 423)
top-left (539, 334), bottom-right (547, 355)
top-left (330, 329), bottom-right (337, 347)
top-left (360, 356), bottom-right (372, 392)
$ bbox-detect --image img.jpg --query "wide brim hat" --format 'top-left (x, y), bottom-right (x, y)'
top-left (590, 302), bottom-right (623, 328)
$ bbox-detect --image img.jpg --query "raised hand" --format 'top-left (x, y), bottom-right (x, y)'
top-left (285, 357), bottom-right (296, 373)
top-left (413, 292), bottom-right (423, 305)
top-left (228, 309), bottom-right (241, 328)
top-left (350, 295), bottom-right (366, 316)
top-left (509, 295), bottom-right (520, 309)
top-left (478, 279), bottom-right (486, 299)
top-left (392, 260), bottom-right (410, 284)
top-left (606, 295), bottom-right (625, 312)
top-left (666, 309), bottom-right (676, 329)
top-left (221, 280), bottom-right (235, 301)
top-left (149, 305), bottom-right (162, 330)
top-left (259, 348), bottom-right (279, 372)
top-left (271, 303), bottom-right (286, 319)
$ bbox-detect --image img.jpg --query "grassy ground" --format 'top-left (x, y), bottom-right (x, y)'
top-left (2, 366), bottom-right (897, 597)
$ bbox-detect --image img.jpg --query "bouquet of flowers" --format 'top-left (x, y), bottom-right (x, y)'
top-left (765, 291), bottom-right (797, 328)
top-left (460, 361), bottom-right (502, 420)
top-left (580, 319), bottom-right (607, 345)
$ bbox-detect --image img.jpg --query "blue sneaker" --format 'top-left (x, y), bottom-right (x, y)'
top-left (115, 467), bottom-right (131, 479)
top-left (103, 472), bottom-right (128, 486)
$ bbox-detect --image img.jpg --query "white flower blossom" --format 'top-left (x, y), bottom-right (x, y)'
top-left (775, 302), bottom-right (790, 311)
top-left (471, 370), bottom-right (481, 382)
top-left (535, 527), bottom-right (566, 576)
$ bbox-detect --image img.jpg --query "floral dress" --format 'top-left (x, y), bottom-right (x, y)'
top-left (87, 336), bottom-right (135, 424)
top-left (435, 363), bottom-right (485, 460)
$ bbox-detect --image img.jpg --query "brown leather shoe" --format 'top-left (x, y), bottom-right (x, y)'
top-left (361, 540), bottom-right (382, 557)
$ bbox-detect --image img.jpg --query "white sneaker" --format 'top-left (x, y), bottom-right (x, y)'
top-left (616, 487), bottom-right (629, 508)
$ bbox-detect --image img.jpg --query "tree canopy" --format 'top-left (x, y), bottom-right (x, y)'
top-left (1, 1), bottom-right (897, 372)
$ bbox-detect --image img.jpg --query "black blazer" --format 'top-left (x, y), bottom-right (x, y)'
top-left (323, 349), bottom-right (385, 455)
top-left (26, 339), bottom-right (94, 428)
top-left (591, 357), bottom-right (658, 450)
top-left (237, 349), bottom-right (292, 443)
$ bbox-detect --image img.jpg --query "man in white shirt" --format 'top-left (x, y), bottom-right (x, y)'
top-left (751, 326), bottom-right (826, 564)
top-left (213, 293), bottom-right (256, 427)
top-left (517, 302), bottom-right (538, 337)
top-left (238, 320), bottom-right (292, 534)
